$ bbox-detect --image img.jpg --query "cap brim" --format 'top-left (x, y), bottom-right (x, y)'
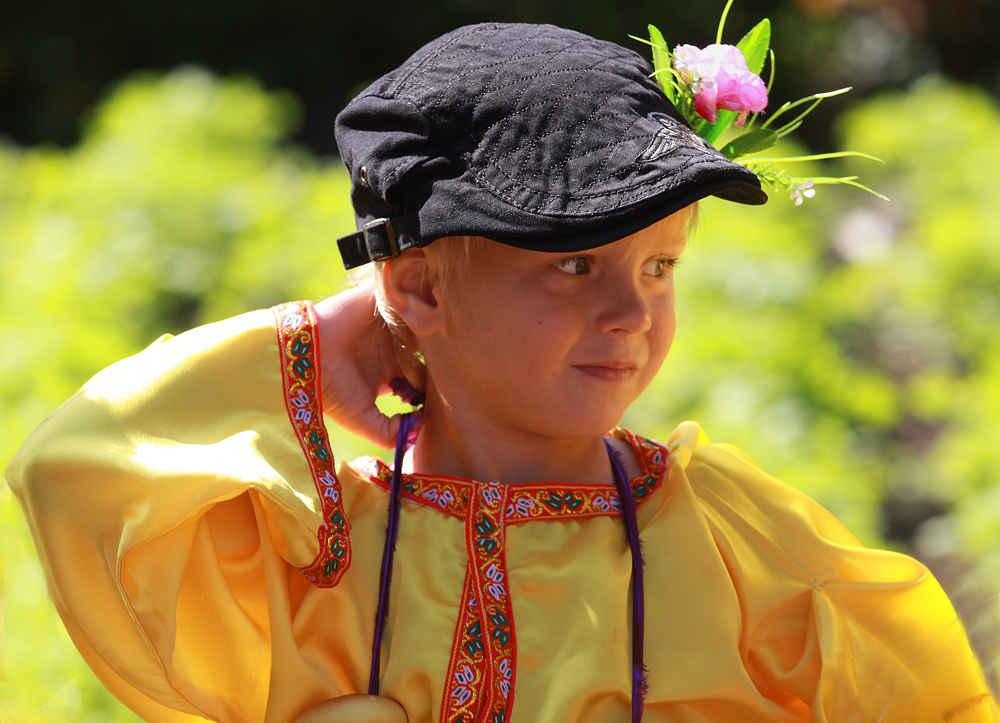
top-left (449, 176), bottom-right (767, 254)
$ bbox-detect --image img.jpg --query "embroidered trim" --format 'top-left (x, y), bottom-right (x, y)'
top-left (354, 429), bottom-right (668, 522)
top-left (441, 483), bottom-right (517, 723)
top-left (442, 565), bottom-right (482, 717)
top-left (353, 459), bottom-right (471, 517)
top-left (272, 301), bottom-right (351, 587)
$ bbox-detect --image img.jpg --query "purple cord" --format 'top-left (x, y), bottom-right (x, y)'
top-left (368, 412), bottom-right (419, 694)
top-left (606, 440), bottom-right (647, 722)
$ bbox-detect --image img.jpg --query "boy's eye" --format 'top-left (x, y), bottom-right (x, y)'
top-left (553, 257), bottom-right (590, 275)
top-left (643, 257), bottom-right (678, 277)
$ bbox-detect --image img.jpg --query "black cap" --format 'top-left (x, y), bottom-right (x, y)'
top-left (335, 22), bottom-right (767, 269)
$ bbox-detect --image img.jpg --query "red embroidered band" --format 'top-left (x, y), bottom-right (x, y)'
top-left (272, 300), bottom-right (351, 587)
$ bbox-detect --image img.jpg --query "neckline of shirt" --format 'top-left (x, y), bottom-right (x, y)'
top-left (347, 428), bottom-right (670, 520)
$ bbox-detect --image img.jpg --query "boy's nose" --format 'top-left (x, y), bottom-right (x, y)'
top-left (595, 280), bottom-right (652, 335)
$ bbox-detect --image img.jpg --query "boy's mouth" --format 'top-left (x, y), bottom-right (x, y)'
top-left (574, 363), bottom-right (639, 382)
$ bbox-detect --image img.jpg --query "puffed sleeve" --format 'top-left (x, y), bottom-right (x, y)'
top-left (679, 428), bottom-right (998, 722)
top-left (4, 302), bottom-right (350, 722)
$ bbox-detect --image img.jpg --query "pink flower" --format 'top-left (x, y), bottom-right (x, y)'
top-left (674, 43), bottom-right (768, 125)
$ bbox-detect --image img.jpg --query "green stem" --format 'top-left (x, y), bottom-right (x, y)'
top-left (811, 177), bottom-right (890, 201)
top-left (774, 99), bottom-right (822, 137)
top-left (761, 88), bottom-right (852, 129)
top-left (775, 119), bottom-right (803, 138)
top-left (717, 0), bottom-right (736, 44)
top-left (744, 151), bottom-right (884, 164)
top-left (765, 49), bottom-right (776, 95)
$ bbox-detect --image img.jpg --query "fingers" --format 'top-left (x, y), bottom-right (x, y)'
top-left (339, 409), bottom-right (402, 450)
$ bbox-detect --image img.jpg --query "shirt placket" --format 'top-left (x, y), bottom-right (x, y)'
top-left (441, 481), bottom-right (516, 723)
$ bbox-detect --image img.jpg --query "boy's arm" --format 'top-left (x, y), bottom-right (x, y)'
top-left (4, 294), bottom-right (400, 722)
top-left (687, 442), bottom-right (998, 722)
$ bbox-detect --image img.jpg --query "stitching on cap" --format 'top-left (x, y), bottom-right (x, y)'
top-left (389, 29), bottom-right (467, 93)
top-left (493, 124), bottom-right (648, 177)
top-left (416, 49), bottom-right (572, 118)
top-left (422, 45), bottom-right (631, 99)
top-left (397, 25), bottom-right (530, 109)
top-left (471, 152), bottom-right (719, 213)
top-left (467, 30), bottom-right (546, 110)
top-left (573, 117), bottom-right (641, 194)
top-left (511, 92), bottom-right (567, 183)
top-left (390, 25), bottom-right (660, 201)
top-left (560, 54), bottom-right (640, 193)
top-left (491, 33), bottom-right (587, 161)
top-left (420, 31), bottom-right (547, 152)
top-left (509, 52), bottom-right (609, 183)
top-left (479, 107), bottom-right (643, 178)
top-left (360, 92), bottom-right (447, 195)
top-left (476, 96), bottom-right (637, 159)
top-left (471, 66), bottom-right (647, 137)
top-left (510, 52), bottom-right (624, 186)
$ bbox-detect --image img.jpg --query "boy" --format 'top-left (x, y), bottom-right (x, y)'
top-left (7, 22), bottom-right (996, 723)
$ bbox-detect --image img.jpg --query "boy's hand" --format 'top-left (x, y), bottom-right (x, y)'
top-left (314, 284), bottom-right (404, 449)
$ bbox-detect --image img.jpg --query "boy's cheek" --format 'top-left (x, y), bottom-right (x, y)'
top-left (645, 324), bottom-right (677, 376)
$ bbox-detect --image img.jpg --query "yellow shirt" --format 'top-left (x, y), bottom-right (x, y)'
top-left (6, 302), bottom-right (996, 723)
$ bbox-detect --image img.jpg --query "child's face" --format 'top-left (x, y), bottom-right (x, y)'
top-left (425, 212), bottom-right (688, 440)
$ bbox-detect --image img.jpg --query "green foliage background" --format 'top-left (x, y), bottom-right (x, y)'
top-left (1, 68), bottom-right (998, 720)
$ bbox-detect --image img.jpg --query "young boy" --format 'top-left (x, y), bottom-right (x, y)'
top-left (6, 22), bottom-right (996, 723)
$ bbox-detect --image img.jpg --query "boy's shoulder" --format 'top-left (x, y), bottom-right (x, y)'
top-left (646, 421), bottom-right (872, 567)
top-left (644, 422), bottom-right (935, 596)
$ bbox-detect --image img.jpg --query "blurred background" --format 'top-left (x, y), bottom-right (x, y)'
top-left (1, 0), bottom-right (999, 719)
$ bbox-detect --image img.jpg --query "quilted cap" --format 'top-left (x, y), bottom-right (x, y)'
top-left (334, 22), bottom-right (767, 269)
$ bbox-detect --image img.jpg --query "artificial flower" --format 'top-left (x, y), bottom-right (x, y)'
top-left (641, 0), bottom-right (886, 204)
top-left (673, 43), bottom-right (768, 125)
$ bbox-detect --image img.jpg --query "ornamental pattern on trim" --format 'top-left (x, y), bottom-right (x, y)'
top-left (355, 428), bottom-right (668, 523)
top-left (272, 301), bottom-right (351, 587)
top-left (441, 482), bottom-right (517, 723)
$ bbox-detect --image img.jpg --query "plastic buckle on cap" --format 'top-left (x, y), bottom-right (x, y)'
top-left (363, 218), bottom-right (398, 262)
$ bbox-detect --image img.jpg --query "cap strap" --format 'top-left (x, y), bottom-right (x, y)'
top-left (337, 216), bottom-right (412, 269)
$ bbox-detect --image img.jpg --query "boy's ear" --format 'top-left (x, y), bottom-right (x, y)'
top-left (383, 249), bottom-right (445, 335)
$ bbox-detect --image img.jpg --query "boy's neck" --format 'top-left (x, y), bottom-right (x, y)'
top-left (405, 396), bottom-right (637, 486)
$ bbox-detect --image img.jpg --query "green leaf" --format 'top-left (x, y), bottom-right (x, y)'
top-left (721, 128), bottom-right (778, 159)
top-left (647, 24), bottom-right (673, 101)
top-left (700, 109), bottom-right (738, 145)
top-left (736, 19), bottom-right (770, 76)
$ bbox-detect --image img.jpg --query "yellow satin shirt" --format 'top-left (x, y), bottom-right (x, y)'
top-left (6, 302), bottom-right (997, 723)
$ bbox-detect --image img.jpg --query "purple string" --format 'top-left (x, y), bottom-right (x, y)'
top-left (388, 376), bottom-right (426, 408)
top-left (368, 412), bottom-right (419, 694)
top-left (606, 440), bottom-right (647, 722)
